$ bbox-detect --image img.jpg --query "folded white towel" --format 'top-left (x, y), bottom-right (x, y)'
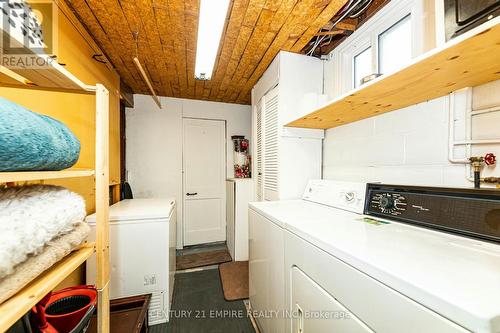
top-left (0, 185), bottom-right (86, 278)
top-left (0, 222), bottom-right (90, 304)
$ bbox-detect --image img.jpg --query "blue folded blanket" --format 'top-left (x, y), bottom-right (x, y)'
top-left (0, 98), bottom-right (80, 171)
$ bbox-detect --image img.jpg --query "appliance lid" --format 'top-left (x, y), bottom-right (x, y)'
top-left (249, 197), bottom-right (363, 229)
top-left (86, 198), bottom-right (175, 223)
top-left (249, 200), bottom-right (305, 228)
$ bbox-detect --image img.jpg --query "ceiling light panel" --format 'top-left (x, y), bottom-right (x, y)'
top-left (194, 0), bottom-right (230, 80)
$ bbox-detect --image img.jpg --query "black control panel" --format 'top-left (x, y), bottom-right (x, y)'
top-left (365, 184), bottom-right (500, 243)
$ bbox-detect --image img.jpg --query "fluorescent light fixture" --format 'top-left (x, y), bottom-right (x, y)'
top-left (194, 0), bottom-right (230, 80)
top-left (133, 57), bottom-right (162, 108)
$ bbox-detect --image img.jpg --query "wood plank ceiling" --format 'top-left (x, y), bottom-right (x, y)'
top-left (65, 0), bottom-right (348, 105)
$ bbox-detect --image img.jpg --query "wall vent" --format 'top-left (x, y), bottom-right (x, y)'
top-left (148, 291), bottom-right (167, 325)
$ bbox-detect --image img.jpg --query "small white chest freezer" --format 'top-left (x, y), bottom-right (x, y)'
top-left (86, 198), bottom-right (176, 325)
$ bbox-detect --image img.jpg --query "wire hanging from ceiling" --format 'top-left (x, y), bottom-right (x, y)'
top-left (307, 0), bottom-right (372, 56)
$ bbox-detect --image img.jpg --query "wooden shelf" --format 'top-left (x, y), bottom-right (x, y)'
top-left (0, 169), bottom-right (95, 183)
top-left (0, 59), bottom-right (93, 93)
top-left (286, 17), bottom-right (500, 129)
top-left (0, 23), bottom-right (93, 94)
top-left (0, 243), bottom-right (96, 332)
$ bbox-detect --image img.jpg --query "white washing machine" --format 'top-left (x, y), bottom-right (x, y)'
top-left (250, 180), bottom-right (500, 333)
top-left (249, 180), bottom-right (367, 333)
top-left (86, 198), bottom-right (176, 325)
top-left (248, 204), bottom-right (286, 333)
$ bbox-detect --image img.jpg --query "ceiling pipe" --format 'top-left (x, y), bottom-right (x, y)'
top-left (133, 57), bottom-right (161, 108)
top-left (132, 30), bottom-right (161, 108)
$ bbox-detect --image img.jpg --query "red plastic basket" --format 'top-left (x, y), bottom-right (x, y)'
top-left (32, 285), bottom-right (97, 333)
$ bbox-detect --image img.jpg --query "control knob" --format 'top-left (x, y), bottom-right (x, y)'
top-left (374, 193), bottom-right (407, 215)
top-left (379, 194), bottom-right (395, 210)
top-left (344, 191), bottom-right (356, 202)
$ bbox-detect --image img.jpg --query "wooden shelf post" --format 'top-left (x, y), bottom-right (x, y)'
top-left (95, 84), bottom-right (110, 333)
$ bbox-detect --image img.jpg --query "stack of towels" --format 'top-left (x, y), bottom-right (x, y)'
top-left (0, 185), bottom-right (90, 303)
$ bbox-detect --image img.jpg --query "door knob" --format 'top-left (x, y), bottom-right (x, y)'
top-left (186, 192), bottom-right (198, 196)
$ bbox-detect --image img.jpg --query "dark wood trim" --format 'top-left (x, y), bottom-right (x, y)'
top-left (120, 80), bottom-right (134, 108)
top-left (120, 102), bottom-right (126, 185)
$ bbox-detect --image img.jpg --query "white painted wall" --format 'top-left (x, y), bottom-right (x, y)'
top-left (322, 80), bottom-right (500, 187)
top-left (322, 0), bottom-right (499, 188)
top-left (126, 94), bottom-right (252, 248)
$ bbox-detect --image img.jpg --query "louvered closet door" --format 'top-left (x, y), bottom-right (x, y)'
top-left (263, 86), bottom-right (279, 201)
top-left (256, 100), bottom-right (264, 201)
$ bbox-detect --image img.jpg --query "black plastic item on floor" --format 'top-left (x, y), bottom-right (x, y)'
top-left (120, 182), bottom-right (133, 200)
top-left (153, 269), bottom-right (255, 333)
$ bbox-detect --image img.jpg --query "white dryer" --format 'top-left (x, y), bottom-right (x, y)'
top-left (249, 180), bottom-right (366, 333)
top-left (249, 180), bottom-right (500, 333)
top-left (86, 198), bottom-right (176, 325)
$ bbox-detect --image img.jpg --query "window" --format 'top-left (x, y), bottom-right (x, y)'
top-left (331, 0), bottom-right (420, 96)
top-left (378, 15), bottom-right (412, 75)
top-left (353, 47), bottom-right (372, 88)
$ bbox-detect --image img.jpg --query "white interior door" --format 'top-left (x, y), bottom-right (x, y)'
top-left (183, 118), bottom-right (226, 246)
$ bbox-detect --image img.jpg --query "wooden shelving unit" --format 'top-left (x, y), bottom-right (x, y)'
top-left (286, 17), bottom-right (500, 129)
top-left (0, 45), bottom-right (110, 331)
top-left (0, 243), bottom-right (96, 331)
top-left (0, 169), bottom-right (95, 183)
top-left (0, 55), bottom-right (92, 92)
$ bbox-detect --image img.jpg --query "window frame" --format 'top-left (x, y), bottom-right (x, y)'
top-left (377, 13), bottom-right (413, 76)
top-left (353, 46), bottom-right (372, 89)
top-left (329, 0), bottom-right (425, 95)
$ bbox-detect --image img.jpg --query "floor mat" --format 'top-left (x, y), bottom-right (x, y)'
top-left (176, 249), bottom-right (232, 270)
top-left (219, 261), bottom-right (249, 301)
top-left (153, 268), bottom-right (255, 333)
